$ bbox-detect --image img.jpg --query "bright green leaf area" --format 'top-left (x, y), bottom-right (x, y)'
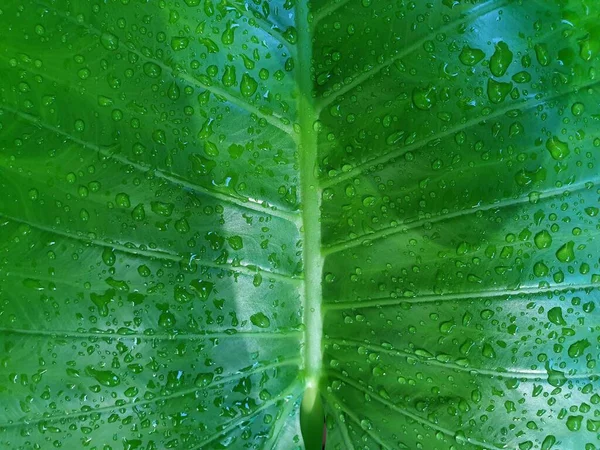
top-left (1, 0), bottom-right (600, 449)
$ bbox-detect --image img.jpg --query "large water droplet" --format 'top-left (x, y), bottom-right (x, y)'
top-left (490, 41), bottom-right (513, 77)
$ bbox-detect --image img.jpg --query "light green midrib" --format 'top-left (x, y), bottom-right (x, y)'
top-left (296, 1), bottom-right (323, 389)
top-left (296, 3), bottom-right (325, 448)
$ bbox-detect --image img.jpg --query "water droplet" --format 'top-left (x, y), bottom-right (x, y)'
top-left (74, 119), bottom-right (86, 131)
top-left (541, 435), bottom-right (556, 450)
top-left (533, 261), bottom-right (549, 277)
top-left (85, 366), bottom-right (121, 387)
top-left (138, 265), bottom-right (151, 277)
top-left (240, 73), bottom-right (258, 97)
top-left (545, 136), bottom-right (570, 160)
top-left (250, 312), bottom-right (270, 328)
top-left (362, 195), bottom-right (376, 207)
top-left (567, 340), bottom-right (590, 358)
top-left (115, 193), bottom-right (131, 208)
top-left (143, 62), bottom-right (162, 78)
top-left (204, 141), bottom-right (219, 157)
top-left (194, 372), bottom-right (214, 387)
top-left (565, 415), bottom-right (583, 432)
top-left (439, 320), bottom-right (455, 334)
top-left (547, 307), bottom-right (566, 326)
top-left (482, 343), bottom-right (496, 359)
top-left (459, 46), bottom-right (485, 66)
top-left (227, 235), bottom-right (244, 250)
top-left (386, 130), bottom-right (405, 145)
top-left (222, 65), bottom-right (237, 87)
top-left (174, 285), bottom-right (193, 303)
top-left (490, 41), bottom-right (513, 77)
top-left (158, 311), bottom-right (176, 328)
top-left (190, 153), bottom-right (216, 175)
top-left (175, 218), bottom-right (190, 234)
top-left (102, 248), bottom-right (116, 266)
top-left (131, 204), bottom-right (145, 221)
top-left (555, 241), bottom-right (575, 263)
top-left (534, 43), bottom-right (550, 66)
top-left (360, 419), bottom-right (372, 430)
top-left (534, 230), bottom-right (552, 249)
top-left (546, 363), bottom-right (567, 387)
top-left (167, 82), bottom-right (180, 100)
top-left (584, 206), bottom-right (599, 217)
top-left (90, 289), bottom-right (116, 317)
top-left (512, 71), bottom-right (531, 83)
top-left (150, 201), bottom-right (174, 217)
top-left (221, 21), bottom-right (235, 45)
top-left (487, 78), bottom-right (512, 104)
top-left (571, 102), bottom-right (584, 116)
top-left (190, 280), bottom-right (214, 300)
top-left (97, 95), bottom-right (114, 107)
top-left (100, 32), bottom-right (119, 51)
top-left (170, 36), bottom-right (189, 51)
top-left (412, 86), bottom-right (436, 110)
top-left (152, 129), bottom-right (167, 145)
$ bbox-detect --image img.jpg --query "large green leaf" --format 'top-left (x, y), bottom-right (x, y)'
top-left (1, 0), bottom-right (599, 449)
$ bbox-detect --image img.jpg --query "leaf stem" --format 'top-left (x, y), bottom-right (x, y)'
top-left (295, 1), bottom-right (325, 448)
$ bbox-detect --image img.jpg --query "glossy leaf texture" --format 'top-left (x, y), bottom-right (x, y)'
top-left (0, 1), bottom-right (599, 449)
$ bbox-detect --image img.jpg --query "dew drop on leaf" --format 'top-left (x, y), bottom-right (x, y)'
top-left (115, 193), bottom-right (131, 208)
top-left (150, 201), bottom-right (174, 217)
top-left (240, 73), bottom-right (258, 97)
top-left (545, 136), bottom-right (570, 160)
top-left (101, 248), bottom-right (116, 266)
top-left (458, 46), bottom-right (485, 66)
top-left (412, 86), bottom-right (436, 110)
top-left (490, 41), bottom-right (513, 76)
top-left (250, 312), bottom-right (271, 328)
top-left (512, 71), bottom-right (531, 83)
top-left (571, 102), bottom-right (585, 116)
top-left (565, 415), bottom-right (583, 432)
top-left (534, 43), bottom-right (550, 66)
top-left (487, 78), bottom-right (512, 104)
top-left (100, 32), bottom-right (119, 50)
top-left (567, 339), bottom-right (590, 358)
top-left (158, 311), bottom-right (176, 328)
top-left (170, 36), bottom-right (189, 51)
top-left (131, 203), bottom-right (145, 221)
top-left (555, 241), bottom-right (575, 263)
top-left (547, 307), bottom-right (566, 326)
top-left (143, 62), bottom-right (161, 78)
top-left (541, 435), bottom-right (556, 450)
top-left (85, 366), bottom-right (120, 387)
top-left (534, 230), bottom-right (552, 249)
top-left (194, 373), bottom-right (214, 387)
top-left (190, 280), bottom-right (214, 300)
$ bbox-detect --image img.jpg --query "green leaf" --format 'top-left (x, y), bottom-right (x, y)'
top-left (1, 1), bottom-right (599, 449)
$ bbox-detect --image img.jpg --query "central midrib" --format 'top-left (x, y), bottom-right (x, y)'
top-left (295, 2), bottom-right (325, 449)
